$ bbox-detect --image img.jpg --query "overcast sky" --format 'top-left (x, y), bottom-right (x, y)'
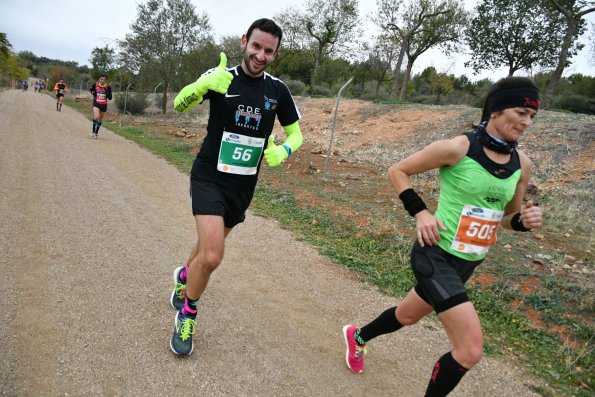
top-left (1, 0), bottom-right (593, 81)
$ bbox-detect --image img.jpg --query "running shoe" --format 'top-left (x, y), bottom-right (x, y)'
top-left (343, 325), bottom-right (367, 374)
top-left (170, 266), bottom-right (186, 310)
top-left (170, 311), bottom-right (195, 355)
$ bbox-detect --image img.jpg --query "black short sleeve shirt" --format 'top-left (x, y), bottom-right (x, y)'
top-left (192, 65), bottom-right (300, 191)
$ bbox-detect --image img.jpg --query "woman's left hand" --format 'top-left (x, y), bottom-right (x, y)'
top-left (521, 200), bottom-right (542, 230)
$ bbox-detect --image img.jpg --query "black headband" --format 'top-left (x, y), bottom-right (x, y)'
top-left (486, 86), bottom-right (540, 114)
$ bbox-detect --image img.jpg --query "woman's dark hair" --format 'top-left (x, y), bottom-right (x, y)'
top-left (481, 77), bottom-right (539, 122)
top-left (246, 18), bottom-right (283, 51)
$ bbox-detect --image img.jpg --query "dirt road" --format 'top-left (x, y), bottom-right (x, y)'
top-left (0, 90), bottom-right (541, 396)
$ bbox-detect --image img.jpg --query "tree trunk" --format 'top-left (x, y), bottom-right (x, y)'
top-left (507, 58), bottom-right (515, 77)
top-left (310, 44), bottom-right (324, 86)
top-left (389, 43), bottom-right (407, 100)
top-left (161, 80), bottom-right (169, 114)
top-left (399, 59), bottom-right (414, 101)
top-left (543, 18), bottom-right (577, 108)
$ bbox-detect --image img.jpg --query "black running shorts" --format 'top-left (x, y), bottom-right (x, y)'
top-left (189, 175), bottom-right (253, 228)
top-left (410, 241), bottom-right (482, 313)
top-left (93, 102), bottom-right (108, 112)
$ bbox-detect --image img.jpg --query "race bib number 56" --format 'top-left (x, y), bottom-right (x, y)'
top-left (451, 205), bottom-right (503, 255)
top-left (217, 131), bottom-right (265, 175)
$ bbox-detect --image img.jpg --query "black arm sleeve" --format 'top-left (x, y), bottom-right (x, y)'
top-left (90, 85), bottom-right (96, 97)
top-left (107, 86), bottom-right (112, 100)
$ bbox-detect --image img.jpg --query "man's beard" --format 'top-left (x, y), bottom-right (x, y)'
top-left (243, 51), bottom-right (268, 76)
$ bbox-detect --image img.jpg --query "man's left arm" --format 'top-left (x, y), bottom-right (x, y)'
top-left (264, 121), bottom-right (303, 167)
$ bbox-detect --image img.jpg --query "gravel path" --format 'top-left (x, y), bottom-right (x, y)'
top-left (0, 90), bottom-right (542, 396)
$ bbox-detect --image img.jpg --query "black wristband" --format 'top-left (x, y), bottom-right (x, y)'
top-left (510, 212), bottom-right (530, 232)
top-left (398, 188), bottom-right (428, 217)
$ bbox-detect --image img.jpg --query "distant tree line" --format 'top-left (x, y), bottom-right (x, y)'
top-left (2, 0), bottom-right (594, 114)
top-left (0, 33), bottom-right (28, 86)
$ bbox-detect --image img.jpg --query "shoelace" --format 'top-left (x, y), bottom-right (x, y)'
top-left (354, 345), bottom-right (367, 359)
top-left (178, 317), bottom-right (196, 341)
top-left (173, 283), bottom-right (187, 299)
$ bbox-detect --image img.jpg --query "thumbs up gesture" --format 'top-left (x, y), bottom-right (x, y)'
top-left (264, 135), bottom-right (289, 167)
top-left (195, 52), bottom-right (233, 95)
top-left (519, 200), bottom-right (543, 230)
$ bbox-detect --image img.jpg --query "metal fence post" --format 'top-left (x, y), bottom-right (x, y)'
top-left (323, 77), bottom-right (353, 181)
top-left (152, 81), bottom-right (163, 115)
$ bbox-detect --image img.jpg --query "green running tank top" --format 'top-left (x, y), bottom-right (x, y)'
top-left (435, 131), bottom-right (522, 261)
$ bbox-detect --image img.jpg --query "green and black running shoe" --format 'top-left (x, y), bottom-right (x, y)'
top-left (170, 311), bottom-right (195, 355)
top-left (170, 266), bottom-right (186, 310)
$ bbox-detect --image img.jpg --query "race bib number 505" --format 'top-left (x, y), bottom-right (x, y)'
top-left (217, 131), bottom-right (265, 175)
top-left (451, 205), bottom-right (503, 255)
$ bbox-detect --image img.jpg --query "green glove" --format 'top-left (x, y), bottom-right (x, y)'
top-left (194, 52), bottom-right (233, 94)
top-left (174, 52), bottom-right (233, 112)
top-left (264, 135), bottom-right (289, 167)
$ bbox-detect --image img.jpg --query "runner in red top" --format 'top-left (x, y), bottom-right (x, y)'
top-left (89, 75), bottom-right (112, 139)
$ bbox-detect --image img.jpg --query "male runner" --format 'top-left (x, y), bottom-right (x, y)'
top-left (169, 18), bottom-right (303, 356)
top-left (54, 79), bottom-right (67, 111)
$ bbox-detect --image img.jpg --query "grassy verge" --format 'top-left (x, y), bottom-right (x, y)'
top-left (65, 98), bottom-right (593, 396)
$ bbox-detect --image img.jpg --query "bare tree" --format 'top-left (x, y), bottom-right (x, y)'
top-left (543, 0), bottom-right (595, 107)
top-left (217, 35), bottom-right (244, 66)
top-left (277, 0), bottom-right (360, 86)
top-left (272, 8), bottom-right (315, 71)
top-left (373, 0), bottom-right (465, 101)
top-left (118, 0), bottom-right (212, 114)
top-left (398, 0), bottom-right (467, 100)
top-left (358, 34), bottom-right (400, 99)
top-left (372, 0), bottom-right (405, 100)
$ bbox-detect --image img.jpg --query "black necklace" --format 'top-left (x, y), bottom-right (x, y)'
top-left (475, 123), bottom-right (517, 154)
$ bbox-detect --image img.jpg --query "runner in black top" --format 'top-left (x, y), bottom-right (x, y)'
top-left (169, 18), bottom-right (303, 356)
top-left (90, 75), bottom-right (112, 139)
top-left (54, 80), bottom-right (67, 111)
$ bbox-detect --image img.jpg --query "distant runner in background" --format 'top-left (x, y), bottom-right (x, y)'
top-left (54, 79), bottom-right (67, 111)
top-left (38, 80), bottom-right (45, 94)
top-left (342, 76), bottom-right (543, 397)
top-left (89, 75), bottom-right (112, 139)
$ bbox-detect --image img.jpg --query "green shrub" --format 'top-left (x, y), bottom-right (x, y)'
top-left (358, 81), bottom-right (390, 101)
top-left (115, 92), bottom-right (148, 115)
top-left (551, 94), bottom-right (594, 115)
top-left (309, 85), bottom-right (333, 97)
top-left (284, 79), bottom-right (306, 96)
top-left (410, 95), bottom-right (434, 104)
